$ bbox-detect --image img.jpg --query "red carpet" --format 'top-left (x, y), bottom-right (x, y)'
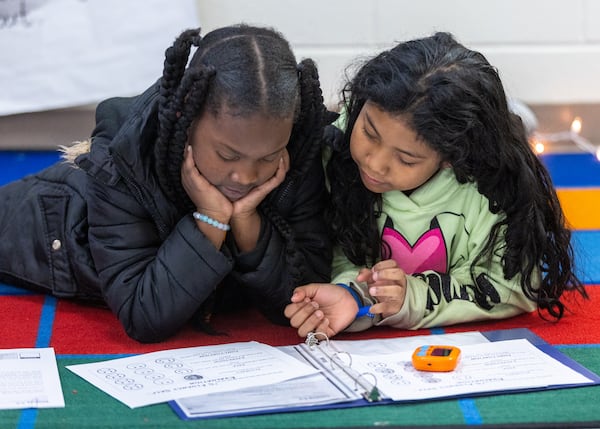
top-left (1, 284), bottom-right (597, 354)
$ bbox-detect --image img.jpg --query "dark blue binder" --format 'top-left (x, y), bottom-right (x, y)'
top-left (170, 328), bottom-right (600, 420)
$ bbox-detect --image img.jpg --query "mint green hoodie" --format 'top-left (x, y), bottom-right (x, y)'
top-left (332, 167), bottom-right (538, 332)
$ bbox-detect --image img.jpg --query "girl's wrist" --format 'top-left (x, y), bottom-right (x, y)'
top-left (195, 206), bottom-right (232, 223)
top-left (229, 211), bottom-right (261, 252)
top-left (230, 209), bottom-right (259, 226)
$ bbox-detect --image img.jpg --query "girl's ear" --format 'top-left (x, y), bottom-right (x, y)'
top-left (442, 161), bottom-right (451, 169)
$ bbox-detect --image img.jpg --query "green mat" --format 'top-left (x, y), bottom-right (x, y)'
top-left (2, 348), bottom-right (598, 429)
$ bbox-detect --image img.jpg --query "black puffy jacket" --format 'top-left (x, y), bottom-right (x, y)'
top-left (0, 83), bottom-right (332, 342)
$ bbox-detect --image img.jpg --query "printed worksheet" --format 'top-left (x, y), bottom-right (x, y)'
top-left (0, 348), bottom-right (65, 410)
top-left (66, 341), bottom-right (318, 408)
top-left (349, 339), bottom-right (594, 401)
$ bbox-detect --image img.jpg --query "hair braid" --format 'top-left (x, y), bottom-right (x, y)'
top-left (261, 205), bottom-right (304, 287)
top-left (155, 29), bottom-right (203, 199)
top-left (161, 29), bottom-right (201, 101)
top-left (286, 59), bottom-right (326, 173)
top-left (163, 67), bottom-right (216, 212)
top-left (259, 59), bottom-right (329, 290)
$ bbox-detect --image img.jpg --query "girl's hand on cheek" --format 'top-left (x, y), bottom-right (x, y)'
top-left (181, 145), bottom-right (233, 219)
top-left (231, 150), bottom-right (290, 221)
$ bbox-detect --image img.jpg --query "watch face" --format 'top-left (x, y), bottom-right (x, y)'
top-left (430, 347), bottom-right (453, 357)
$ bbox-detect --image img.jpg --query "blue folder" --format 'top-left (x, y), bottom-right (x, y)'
top-left (170, 328), bottom-right (600, 420)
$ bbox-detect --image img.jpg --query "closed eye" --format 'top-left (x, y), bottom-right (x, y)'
top-left (260, 148), bottom-right (284, 163)
top-left (217, 152), bottom-right (240, 162)
top-left (261, 154), bottom-right (279, 163)
top-left (362, 126), bottom-right (378, 141)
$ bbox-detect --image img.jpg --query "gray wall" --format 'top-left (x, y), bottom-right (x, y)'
top-left (198, 0), bottom-right (600, 107)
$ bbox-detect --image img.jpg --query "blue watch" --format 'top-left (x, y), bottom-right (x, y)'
top-left (335, 283), bottom-right (375, 319)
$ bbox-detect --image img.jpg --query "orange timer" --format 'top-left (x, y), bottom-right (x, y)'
top-left (411, 345), bottom-right (461, 372)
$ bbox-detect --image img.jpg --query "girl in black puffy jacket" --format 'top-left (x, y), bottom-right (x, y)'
top-left (0, 24), bottom-right (333, 343)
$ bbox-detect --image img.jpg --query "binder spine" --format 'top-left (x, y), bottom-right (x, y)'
top-left (305, 332), bottom-right (382, 402)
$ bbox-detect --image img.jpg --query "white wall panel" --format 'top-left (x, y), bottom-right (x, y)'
top-left (197, 0), bottom-right (378, 45)
top-left (201, 0), bottom-right (600, 104)
top-left (584, 0), bottom-right (600, 41)
top-left (375, 0), bottom-right (586, 44)
top-left (484, 46), bottom-right (600, 103)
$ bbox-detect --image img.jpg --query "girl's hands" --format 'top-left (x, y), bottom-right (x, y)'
top-left (356, 259), bottom-right (407, 318)
top-left (227, 150), bottom-right (289, 252)
top-left (230, 150), bottom-right (289, 225)
top-left (285, 283), bottom-right (358, 338)
top-left (181, 145), bottom-right (289, 251)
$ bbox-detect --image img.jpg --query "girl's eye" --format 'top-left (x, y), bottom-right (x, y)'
top-left (218, 152), bottom-right (239, 162)
top-left (362, 126), bottom-right (376, 140)
top-left (261, 149), bottom-right (284, 163)
top-left (396, 155), bottom-right (415, 166)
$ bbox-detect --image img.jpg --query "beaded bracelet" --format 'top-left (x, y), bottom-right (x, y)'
top-left (192, 211), bottom-right (231, 231)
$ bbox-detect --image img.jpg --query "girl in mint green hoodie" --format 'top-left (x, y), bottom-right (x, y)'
top-left (285, 32), bottom-right (587, 338)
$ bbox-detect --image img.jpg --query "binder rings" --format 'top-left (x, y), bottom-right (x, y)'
top-left (170, 328), bottom-right (600, 420)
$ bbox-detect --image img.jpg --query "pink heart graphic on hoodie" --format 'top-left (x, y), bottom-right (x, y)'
top-left (382, 218), bottom-right (448, 275)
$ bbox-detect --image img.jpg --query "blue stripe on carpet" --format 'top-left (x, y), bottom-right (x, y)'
top-left (459, 399), bottom-right (483, 425)
top-left (35, 295), bottom-right (57, 348)
top-left (540, 153), bottom-right (600, 188)
top-left (17, 410), bottom-right (37, 429)
top-left (572, 230), bottom-right (600, 284)
top-left (0, 150), bottom-right (60, 185)
top-left (0, 284), bottom-right (36, 295)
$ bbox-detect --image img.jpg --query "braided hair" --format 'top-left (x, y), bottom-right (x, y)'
top-left (328, 32), bottom-right (587, 321)
top-left (154, 24), bottom-right (328, 292)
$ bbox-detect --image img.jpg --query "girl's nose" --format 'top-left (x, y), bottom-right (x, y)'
top-left (230, 162), bottom-right (258, 185)
top-left (366, 148), bottom-right (389, 175)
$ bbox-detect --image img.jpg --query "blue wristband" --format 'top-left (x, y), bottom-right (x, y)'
top-left (335, 283), bottom-right (374, 319)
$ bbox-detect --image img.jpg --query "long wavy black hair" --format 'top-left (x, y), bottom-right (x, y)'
top-left (327, 32), bottom-right (587, 320)
top-left (152, 25), bottom-right (329, 320)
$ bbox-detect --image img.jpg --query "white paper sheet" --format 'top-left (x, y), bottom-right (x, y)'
top-left (66, 341), bottom-right (319, 408)
top-left (0, 348), bottom-right (65, 410)
top-left (349, 339), bottom-right (593, 401)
